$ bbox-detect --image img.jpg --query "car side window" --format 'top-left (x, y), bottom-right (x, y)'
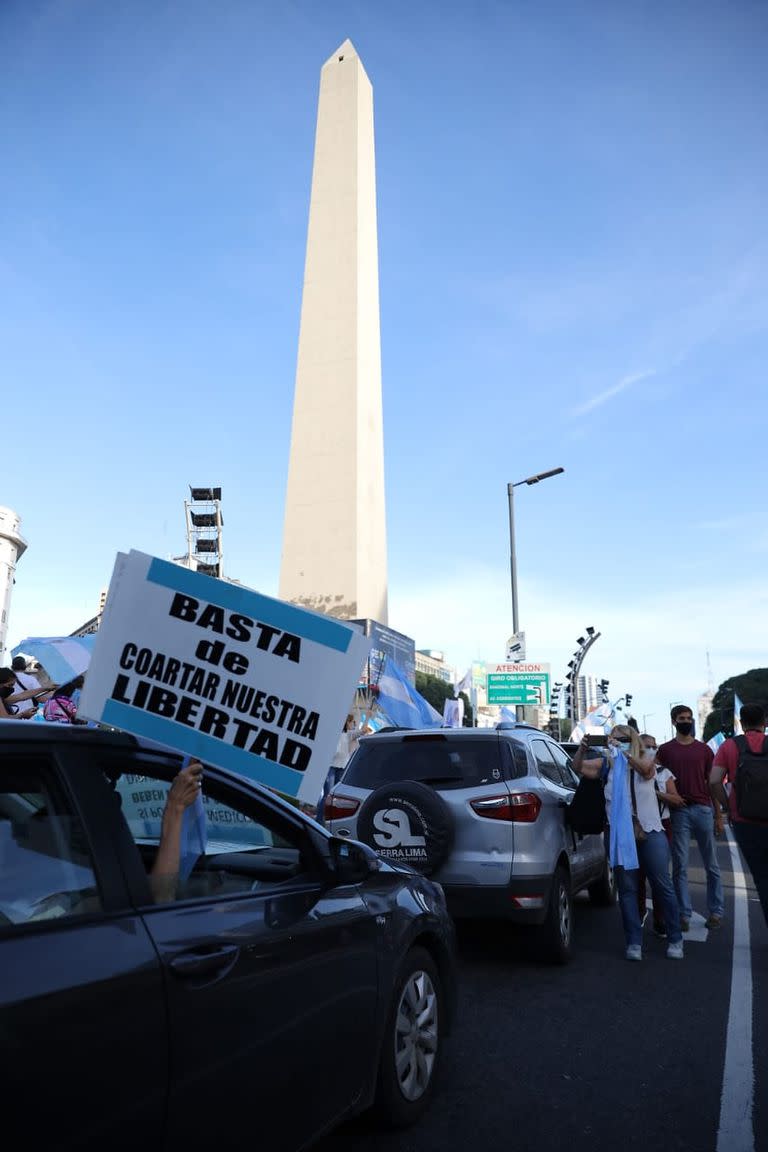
top-left (0, 757), bottom-right (103, 927)
top-left (547, 743), bottom-right (579, 790)
top-left (113, 769), bottom-right (316, 905)
top-left (501, 740), bottom-right (529, 780)
top-left (530, 739), bottom-right (563, 787)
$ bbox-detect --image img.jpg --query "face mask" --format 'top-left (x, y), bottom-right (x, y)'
top-left (617, 740), bottom-right (632, 753)
top-left (675, 721), bottom-right (694, 736)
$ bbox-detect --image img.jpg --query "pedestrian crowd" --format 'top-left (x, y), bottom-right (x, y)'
top-left (0, 656), bottom-right (86, 723)
top-left (572, 701), bottom-right (768, 959)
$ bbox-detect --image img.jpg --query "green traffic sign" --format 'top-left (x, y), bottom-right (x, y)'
top-left (486, 670), bottom-right (551, 707)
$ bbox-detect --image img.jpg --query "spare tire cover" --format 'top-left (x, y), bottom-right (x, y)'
top-left (355, 780), bottom-right (455, 876)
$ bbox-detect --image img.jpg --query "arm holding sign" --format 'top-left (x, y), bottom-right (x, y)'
top-left (150, 761), bottom-right (204, 903)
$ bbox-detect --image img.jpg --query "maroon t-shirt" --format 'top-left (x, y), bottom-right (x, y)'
top-left (657, 738), bottom-right (714, 807)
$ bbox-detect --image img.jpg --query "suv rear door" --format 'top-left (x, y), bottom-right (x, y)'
top-left (0, 744), bottom-right (167, 1151)
top-left (528, 737), bottom-right (586, 882)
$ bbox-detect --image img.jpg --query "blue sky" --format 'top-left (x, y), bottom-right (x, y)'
top-left (3, 0), bottom-right (767, 739)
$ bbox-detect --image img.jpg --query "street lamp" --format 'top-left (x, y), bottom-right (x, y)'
top-left (506, 467), bottom-right (564, 720)
top-left (564, 629), bottom-right (602, 723)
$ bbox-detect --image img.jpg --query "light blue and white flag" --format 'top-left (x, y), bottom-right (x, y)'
top-left (179, 755), bottom-right (208, 882)
top-left (569, 703), bottom-right (614, 744)
top-left (376, 657), bottom-right (442, 730)
top-left (454, 667), bottom-right (473, 697)
top-left (608, 749), bottom-right (639, 870)
top-left (733, 694), bottom-right (744, 735)
top-left (707, 731), bottom-right (726, 754)
top-left (12, 635), bottom-right (96, 685)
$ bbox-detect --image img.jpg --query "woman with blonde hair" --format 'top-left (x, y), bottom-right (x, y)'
top-left (578, 722), bottom-right (683, 961)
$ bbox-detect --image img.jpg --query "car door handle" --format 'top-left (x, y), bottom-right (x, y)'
top-left (168, 945), bottom-right (240, 978)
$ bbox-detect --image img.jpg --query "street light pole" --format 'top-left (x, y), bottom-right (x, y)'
top-left (506, 467), bottom-right (564, 721)
top-left (507, 482), bottom-right (520, 640)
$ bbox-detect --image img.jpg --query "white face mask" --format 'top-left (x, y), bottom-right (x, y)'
top-left (617, 740), bottom-right (632, 753)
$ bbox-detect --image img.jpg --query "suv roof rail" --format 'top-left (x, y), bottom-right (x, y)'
top-left (495, 721), bottom-right (540, 732)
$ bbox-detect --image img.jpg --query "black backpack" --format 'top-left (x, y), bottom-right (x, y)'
top-left (566, 776), bottom-right (607, 835)
top-left (733, 735), bottom-right (768, 821)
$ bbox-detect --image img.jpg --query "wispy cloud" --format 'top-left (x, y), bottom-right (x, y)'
top-left (570, 368), bottom-right (657, 417)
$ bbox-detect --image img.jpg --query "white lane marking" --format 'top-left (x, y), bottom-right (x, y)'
top-left (716, 828), bottom-right (754, 1152)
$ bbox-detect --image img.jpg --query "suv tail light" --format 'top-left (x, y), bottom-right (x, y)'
top-left (470, 792), bottom-right (542, 823)
top-left (324, 794), bottom-right (360, 822)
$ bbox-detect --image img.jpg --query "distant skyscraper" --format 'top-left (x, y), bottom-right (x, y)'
top-left (279, 40), bottom-right (388, 623)
top-left (577, 675), bottom-right (601, 719)
top-left (0, 506), bottom-right (27, 663)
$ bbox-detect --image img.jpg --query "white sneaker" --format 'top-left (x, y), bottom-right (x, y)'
top-left (666, 942), bottom-right (684, 960)
top-left (625, 945), bottom-right (642, 961)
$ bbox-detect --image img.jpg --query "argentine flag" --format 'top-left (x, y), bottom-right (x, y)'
top-left (376, 657), bottom-right (442, 730)
top-left (733, 693), bottom-right (744, 735)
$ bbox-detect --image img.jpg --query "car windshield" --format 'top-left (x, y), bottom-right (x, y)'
top-left (342, 736), bottom-right (504, 790)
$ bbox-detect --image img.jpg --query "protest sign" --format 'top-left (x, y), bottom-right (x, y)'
top-left (78, 551), bottom-right (371, 803)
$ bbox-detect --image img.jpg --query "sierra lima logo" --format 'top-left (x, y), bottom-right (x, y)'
top-left (372, 809), bottom-right (427, 860)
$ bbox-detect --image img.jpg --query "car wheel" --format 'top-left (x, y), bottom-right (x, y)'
top-left (538, 866), bottom-right (573, 965)
top-left (588, 856), bottom-right (617, 906)
top-left (373, 947), bottom-right (443, 1128)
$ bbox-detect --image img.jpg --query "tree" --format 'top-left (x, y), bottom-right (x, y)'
top-left (702, 668), bottom-right (768, 743)
top-left (415, 671), bottom-right (473, 726)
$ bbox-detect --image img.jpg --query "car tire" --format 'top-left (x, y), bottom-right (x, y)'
top-left (373, 946), bottom-right (443, 1128)
top-left (356, 781), bottom-right (455, 876)
top-left (538, 866), bottom-right (573, 965)
top-left (588, 856), bottom-right (617, 906)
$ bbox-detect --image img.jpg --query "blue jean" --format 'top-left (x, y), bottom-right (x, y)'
top-left (615, 831), bottom-right (683, 947)
top-left (670, 804), bottom-right (724, 920)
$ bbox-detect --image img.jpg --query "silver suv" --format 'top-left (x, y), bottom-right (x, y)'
top-left (325, 722), bottom-right (614, 963)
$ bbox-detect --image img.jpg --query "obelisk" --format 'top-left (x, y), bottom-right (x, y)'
top-left (279, 40), bottom-right (388, 624)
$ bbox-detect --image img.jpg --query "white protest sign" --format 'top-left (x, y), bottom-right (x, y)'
top-left (78, 551), bottom-right (372, 803)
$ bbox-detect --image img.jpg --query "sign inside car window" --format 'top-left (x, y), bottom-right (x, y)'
top-left (78, 550), bottom-right (371, 802)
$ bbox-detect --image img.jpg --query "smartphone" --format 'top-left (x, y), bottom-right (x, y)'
top-left (587, 733), bottom-right (608, 747)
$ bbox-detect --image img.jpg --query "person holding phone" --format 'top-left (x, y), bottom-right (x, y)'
top-left (0, 667), bottom-right (55, 719)
top-left (578, 724), bottom-right (684, 961)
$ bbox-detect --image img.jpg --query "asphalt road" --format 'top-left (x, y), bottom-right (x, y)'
top-left (318, 834), bottom-right (768, 1152)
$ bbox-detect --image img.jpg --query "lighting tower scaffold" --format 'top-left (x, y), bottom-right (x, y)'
top-left (185, 487), bottom-right (224, 578)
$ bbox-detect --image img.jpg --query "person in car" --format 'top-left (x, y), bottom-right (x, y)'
top-left (577, 724), bottom-right (684, 961)
top-left (149, 760), bottom-right (204, 903)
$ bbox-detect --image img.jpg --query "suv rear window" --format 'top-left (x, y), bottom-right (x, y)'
top-left (342, 736), bottom-right (504, 791)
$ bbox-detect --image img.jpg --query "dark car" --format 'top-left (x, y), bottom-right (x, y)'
top-left (0, 722), bottom-right (456, 1151)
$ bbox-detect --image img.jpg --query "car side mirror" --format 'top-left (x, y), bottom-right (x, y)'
top-left (328, 836), bottom-right (380, 884)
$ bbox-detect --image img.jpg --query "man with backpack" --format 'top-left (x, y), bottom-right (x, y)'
top-left (710, 702), bottom-right (768, 927)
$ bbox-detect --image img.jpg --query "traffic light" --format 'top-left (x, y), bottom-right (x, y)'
top-left (625, 694), bottom-right (633, 708)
